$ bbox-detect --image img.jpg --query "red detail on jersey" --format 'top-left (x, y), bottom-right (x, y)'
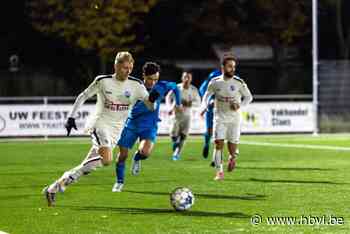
top-left (217, 96), bottom-right (236, 102)
top-left (104, 101), bottom-right (129, 111)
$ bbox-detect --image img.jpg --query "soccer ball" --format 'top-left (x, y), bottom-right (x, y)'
top-left (170, 187), bottom-right (195, 211)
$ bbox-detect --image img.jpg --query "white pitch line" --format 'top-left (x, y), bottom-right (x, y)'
top-left (240, 141), bottom-right (350, 152)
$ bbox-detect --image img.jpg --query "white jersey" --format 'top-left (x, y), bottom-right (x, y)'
top-left (69, 74), bottom-right (148, 133)
top-left (201, 75), bottom-right (253, 123)
top-left (166, 83), bottom-right (201, 119)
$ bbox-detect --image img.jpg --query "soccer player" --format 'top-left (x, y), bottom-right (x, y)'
top-left (43, 52), bottom-right (155, 206)
top-left (201, 54), bottom-right (253, 180)
top-left (112, 62), bottom-right (182, 192)
top-left (166, 71), bottom-right (201, 160)
top-left (199, 69), bottom-right (222, 159)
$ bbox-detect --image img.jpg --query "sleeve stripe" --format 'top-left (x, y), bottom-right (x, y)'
top-left (234, 76), bottom-right (244, 83)
top-left (96, 75), bottom-right (113, 81)
top-left (129, 76), bottom-right (143, 84)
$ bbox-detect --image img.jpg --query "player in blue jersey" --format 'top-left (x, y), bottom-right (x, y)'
top-left (112, 62), bottom-right (182, 192)
top-left (199, 69), bottom-right (221, 159)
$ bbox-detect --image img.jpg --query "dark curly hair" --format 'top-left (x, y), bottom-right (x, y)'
top-left (143, 62), bottom-right (161, 76)
top-left (221, 53), bottom-right (237, 66)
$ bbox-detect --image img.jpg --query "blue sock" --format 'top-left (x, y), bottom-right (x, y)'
top-left (134, 151), bottom-right (148, 161)
top-left (171, 136), bottom-right (178, 151)
top-left (116, 161), bottom-right (125, 184)
top-left (204, 132), bottom-right (211, 148)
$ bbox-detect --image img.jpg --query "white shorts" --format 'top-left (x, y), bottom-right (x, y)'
top-left (87, 119), bottom-right (124, 149)
top-left (213, 120), bottom-right (241, 144)
top-left (170, 115), bottom-right (191, 137)
top-left (90, 127), bottom-right (122, 149)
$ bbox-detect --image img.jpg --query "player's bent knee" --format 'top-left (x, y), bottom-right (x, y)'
top-left (98, 147), bottom-right (112, 166)
top-left (139, 150), bottom-right (150, 158)
top-left (214, 140), bottom-right (224, 148)
top-left (101, 158), bottom-right (112, 166)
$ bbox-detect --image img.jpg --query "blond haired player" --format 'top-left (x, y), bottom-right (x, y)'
top-left (43, 52), bottom-right (155, 206)
top-left (201, 54), bottom-right (253, 180)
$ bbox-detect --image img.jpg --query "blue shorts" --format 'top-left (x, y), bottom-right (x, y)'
top-left (205, 110), bottom-right (214, 130)
top-left (117, 127), bottom-right (158, 149)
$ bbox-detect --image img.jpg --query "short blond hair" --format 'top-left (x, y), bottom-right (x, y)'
top-left (114, 51), bottom-right (134, 64)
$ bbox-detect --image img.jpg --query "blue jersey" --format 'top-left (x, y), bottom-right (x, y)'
top-left (126, 81), bottom-right (181, 129)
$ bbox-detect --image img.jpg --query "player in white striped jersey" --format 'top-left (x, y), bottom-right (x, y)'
top-left (201, 54), bottom-right (253, 180)
top-left (166, 71), bottom-right (201, 160)
top-left (43, 52), bottom-right (153, 206)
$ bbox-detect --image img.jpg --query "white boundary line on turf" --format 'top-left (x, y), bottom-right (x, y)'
top-left (240, 141), bottom-right (350, 152)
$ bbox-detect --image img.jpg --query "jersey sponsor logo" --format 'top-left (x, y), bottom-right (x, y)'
top-left (124, 90), bottom-right (131, 98)
top-left (104, 101), bottom-right (129, 112)
top-left (217, 95), bottom-right (236, 102)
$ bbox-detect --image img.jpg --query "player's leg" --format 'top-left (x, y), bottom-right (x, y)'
top-left (131, 139), bottom-right (154, 175)
top-left (113, 146), bottom-right (128, 192)
top-left (202, 110), bottom-right (213, 158)
top-left (170, 121), bottom-right (180, 160)
top-left (203, 128), bottom-right (212, 158)
top-left (173, 116), bottom-right (190, 159)
top-left (44, 129), bottom-right (112, 206)
top-left (227, 118), bottom-right (241, 172)
top-left (212, 122), bottom-right (226, 180)
top-left (227, 142), bottom-right (239, 172)
top-left (131, 128), bottom-right (156, 175)
top-left (44, 146), bottom-right (104, 206)
top-left (112, 127), bottom-right (137, 192)
top-left (213, 139), bottom-right (225, 180)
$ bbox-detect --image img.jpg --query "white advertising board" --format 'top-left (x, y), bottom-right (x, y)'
top-left (0, 102), bottom-right (314, 137)
top-left (0, 105), bottom-right (94, 136)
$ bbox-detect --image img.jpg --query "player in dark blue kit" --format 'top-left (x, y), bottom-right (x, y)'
top-left (199, 69), bottom-right (221, 159)
top-left (112, 62), bottom-right (182, 192)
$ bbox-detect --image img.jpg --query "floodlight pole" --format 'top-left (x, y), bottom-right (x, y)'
top-left (312, 0), bottom-right (319, 135)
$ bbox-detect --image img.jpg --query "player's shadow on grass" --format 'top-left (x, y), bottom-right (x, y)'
top-left (235, 178), bottom-right (345, 185)
top-left (73, 206), bottom-right (250, 218)
top-left (124, 190), bottom-right (266, 201)
top-left (0, 179), bottom-right (178, 190)
top-left (237, 166), bottom-right (336, 171)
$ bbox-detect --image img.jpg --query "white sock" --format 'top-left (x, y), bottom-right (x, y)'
top-left (235, 148), bottom-right (239, 158)
top-left (214, 149), bottom-right (222, 170)
top-left (48, 156), bottom-right (103, 193)
top-left (211, 148), bottom-right (216, 163)
top-left (219, 164), bottom-right (223, 173)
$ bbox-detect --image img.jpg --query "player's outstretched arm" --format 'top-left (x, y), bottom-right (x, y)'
top-left (65, 78), bottom-right (99, 136)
